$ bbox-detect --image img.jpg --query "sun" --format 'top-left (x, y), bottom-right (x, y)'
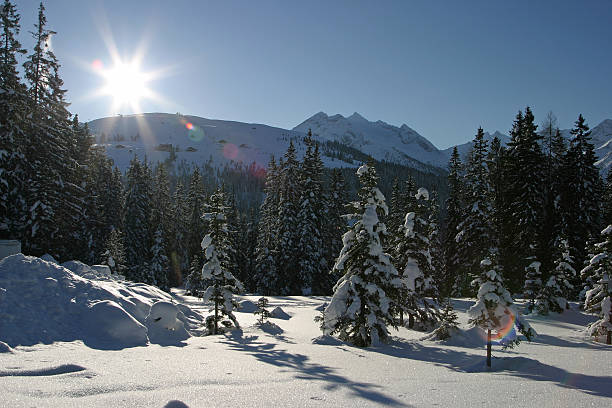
top-left (96, 59), bottom-right (153, 112)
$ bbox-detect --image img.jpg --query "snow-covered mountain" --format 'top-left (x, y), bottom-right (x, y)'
top-left (87, 112), bottom-right (612, 174)
top-left (88, 113), bottom-right (317, 172)
top-left (293, 112), bottom-right (449, 168)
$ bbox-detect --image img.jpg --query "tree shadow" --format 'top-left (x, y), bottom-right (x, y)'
top-left (366, 338), bottom-right (612, 398)
top-left (221, 330), bottom-right (411, 407)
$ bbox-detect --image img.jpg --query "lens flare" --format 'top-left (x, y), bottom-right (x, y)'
top-left (223, 143), bottom-right (239, 160)
top-left (185, 122), bottom-right (193, 130)
top-left (92, 59), bottom-right (103, 70)
top-left (188, 126), bottom-right (205, 142)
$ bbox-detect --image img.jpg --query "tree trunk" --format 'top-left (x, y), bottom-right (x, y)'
top-left (214, 299), bottom-right (219, 335)
top-left (607, 330), bottom-right (611, 345)
top-left (487, 329), bottom-right (492, 368)
top-left (408, 314), bottom-right (414, 329)
top-left (399, 310), bottom-right (404, 326)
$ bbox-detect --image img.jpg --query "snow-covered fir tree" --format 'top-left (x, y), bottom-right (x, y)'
top-left (425, 300), bottom-right (459, 341)
top-left (442, 147), bottom-right (463, 297)
top-left (468, 251), bottom-right (535, 367)
top-left (168, 182), bottom-right (189, 286)
top-left (186, 168), bottom-right (206, 266)
top-left (504, 108), bottom-right (546, 292)
top-left (581, 225), bottom-right (612, 343)
top-left (297, 134), bottom-right (326, 294)
top-left (123, 157), bottom-right (151, 282)
top-left (536, 238), bottom-right (575, 314)
top-left (394, 187), bottom-right (437, 329)
top-left (562, 115), bottom-right (603, 279)
top-left (200, 188), bottom-right (244, 335)
top-left (0, 0), bottom-right (28, 241)
top-left (254, 156), bottom-right (279, 295)
top-left (274, 141), bottom-right (302, 294)
top-left (321, 162), bottom-right (402, 347)
top-left (455, 128), bottom-right (494, 295)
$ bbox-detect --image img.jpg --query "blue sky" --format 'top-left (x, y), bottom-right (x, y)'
top-left (13, 0), bottom-right (612, 148)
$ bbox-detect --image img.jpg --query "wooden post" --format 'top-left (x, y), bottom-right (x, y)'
top-left (487, 329), bottom-right (492, 368)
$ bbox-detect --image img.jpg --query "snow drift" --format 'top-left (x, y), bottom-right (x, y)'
top-left (0, 254), bottom-right (204, 349)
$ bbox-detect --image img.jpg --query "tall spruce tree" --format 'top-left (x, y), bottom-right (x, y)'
top-left (297, 136), bottom-right (326, 294)
top-left (0, 0), bottom-right (27, 241)
top-left (321, 162), bottom-right (402, 347)
top-left (274, 141), bottom-right (302, 294)
top-left (504, 108), bottom-right (546, 292)
top-left (123, 157), bottom-right (151, 282)
top-left (562, 115), bottom-right (603, 275)
top-left (442, 147), bottom-right (463, 297)
top-left (254, 156), bottom-right (279, 294)
top-left (455, 128), bottom-right (493, 295)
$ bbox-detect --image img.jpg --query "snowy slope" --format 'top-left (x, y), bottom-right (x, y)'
top-left (294, 112), bottom-right (450, 168)
top-left (1, 284), bottom-right (610, 407)
top-left (87, 113), bottom-right (314, 172)
top-left (87, 113), bottom-right (612, 173)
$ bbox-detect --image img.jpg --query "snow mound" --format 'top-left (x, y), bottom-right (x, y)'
top-left (145, 301), bottom-right (190, 345)
top-left (0, 341), bottom-right (12, 353)
top-left (270, 306), bottom-right (291, 320)
top-left (0, 254), bottom-right (204, 349)
top-left (238, 300), bottom-right (258, 313)
top-left (40, 254), bottom-right (58, 264)
top-left (421, 326), bottom-right (485, 347)
top-left (257, 321), bottom-right (283, 335)
top-left (83, 300), bottom-right (148, 348)
top-left (311, 334), bottom-right (345, 346)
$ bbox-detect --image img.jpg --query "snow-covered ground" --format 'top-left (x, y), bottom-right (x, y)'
top-left (1, 255), bottom-right (611, 407)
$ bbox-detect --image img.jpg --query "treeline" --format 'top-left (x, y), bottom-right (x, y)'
top-left (442, 108), bottom-right (607, 312)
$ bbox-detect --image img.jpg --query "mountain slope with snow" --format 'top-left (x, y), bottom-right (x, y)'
top-left (87, 112), bottom-right (612, 174)
top-left (294, 112), bottom-right (450, 168)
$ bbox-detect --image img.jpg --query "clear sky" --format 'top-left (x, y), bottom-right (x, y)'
top-left (13, 0), bottom-right (612, 149)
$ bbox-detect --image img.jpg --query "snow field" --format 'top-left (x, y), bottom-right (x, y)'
top-left (1, 255), bottom-right (611, 407)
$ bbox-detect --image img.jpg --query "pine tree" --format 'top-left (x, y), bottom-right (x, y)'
top-left (0, 0), bottom-right (27, 241)
top-left (455, 128), bottom-right (493, 295)
top-left (536, 238), bottom-right (575, 314)
top-left (123, 157), bottom-right (151, 282)
top-left (169, 182), bottom-right (188, 286)
top-left (297, 136), bottom-right (326, 294)
top-left (581, 225), bottom-right (612, 343)
top-left (468, 252), bottom-right (535, 367)
top-left (254, 297), bottom-right (271, 324)
top-left (254, 157), bottom-right (279, 294)
top-left (186, 167), bottom-right (206, 266)
top-left (426, 300), bottom-right (459, 341)
top-left (504, 108), bottom-right (546, 292)
top-left (323, 168), bottom-right (348, 288)
top-left (274, 141), bottom-right (302, 294)
top-left (562, 115), bottom-right (603, 277)
top-left (442, 147), bottom-right (463, 297)
top-left (321, 162), bottom-right (402, 347)
top-left (200, 188), bottom-right (244, 335)
top-left (394, 187), bottom-right (437, 328)
top-left (603, 171), bottom-right (612, 227)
